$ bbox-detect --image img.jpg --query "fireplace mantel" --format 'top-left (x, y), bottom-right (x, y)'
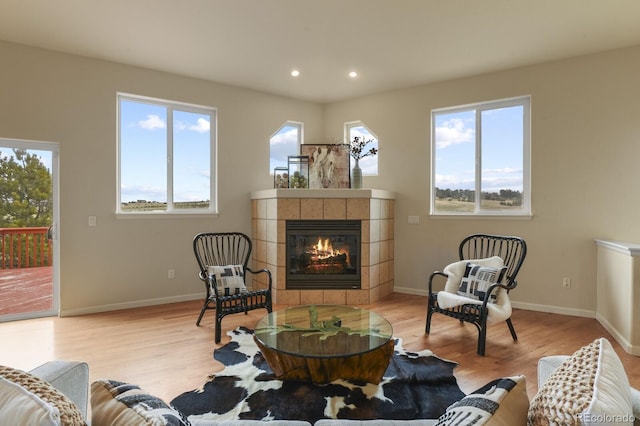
top-left (251, 188), bottom-right (395, 200)
top-left (251, 189), bottom-right (395, 305)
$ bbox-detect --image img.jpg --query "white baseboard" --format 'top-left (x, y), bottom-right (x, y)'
top-left (392, 285), bottom-right (426, 297)
top-left (596, 313), bottom-right (640, 356)
top-left (60, 293), bottom-right (203, 317)
top-left (392, 287), bottom-right (597, 318)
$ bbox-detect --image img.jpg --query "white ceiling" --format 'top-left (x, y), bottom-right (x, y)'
top-left (1, 0), bottom-right (640, 103)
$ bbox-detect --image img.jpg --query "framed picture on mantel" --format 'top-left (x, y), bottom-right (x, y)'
top-left (300, 144), bottom-right (350, 189)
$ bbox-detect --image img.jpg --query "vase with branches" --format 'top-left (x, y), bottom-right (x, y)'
top-left (348, 136), bottom-right (377, 189)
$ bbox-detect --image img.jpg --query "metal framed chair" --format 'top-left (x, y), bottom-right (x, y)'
top-left (193, 232), bottom-right (272, 343)
top-left (425, 234), bottom-right (527, 355)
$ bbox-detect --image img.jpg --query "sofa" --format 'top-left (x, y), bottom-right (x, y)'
top-left (1, 337), bottom-right (639, 425)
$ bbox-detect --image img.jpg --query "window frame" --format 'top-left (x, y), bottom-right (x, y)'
top-left (430, 96), bottom-right (531, 217)
top-left (116, 92), bottom-right (217, 217)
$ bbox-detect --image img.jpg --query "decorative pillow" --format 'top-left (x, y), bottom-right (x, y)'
top-left (442, 256), bottom-right (504, 294)
top-left (457, 262), bottom-right (507, 303)
top-left (435, 375), bottom-right (529, 425)
top-left (207, 264), bottom-right (247, 296)
top-left (0, 376), bottom-right (60, 425)
top-left (528, 338), bottom-right (634, 425)
top-left (0, 365), bottom-right (86, 426)
top-left (91, 379), bottom-right (189, 426)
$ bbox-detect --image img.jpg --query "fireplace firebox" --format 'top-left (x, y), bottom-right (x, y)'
top-left (286, 220), bottom-right (361, 290)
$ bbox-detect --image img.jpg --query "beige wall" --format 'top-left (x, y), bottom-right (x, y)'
top-left (0, 41), bottom-right (324, 314)
top-left (323, 45), bottom-right (640, 317)
top-left (2, 38), bottom-right (640, 317)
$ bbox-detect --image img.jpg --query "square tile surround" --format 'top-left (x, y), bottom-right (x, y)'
top-left (251, 189), bottom-right (395, 305)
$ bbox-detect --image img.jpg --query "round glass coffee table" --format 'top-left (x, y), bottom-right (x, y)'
top-left (253, 304), bottom-right (394, 384)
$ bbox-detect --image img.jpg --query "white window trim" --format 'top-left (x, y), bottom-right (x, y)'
top-left (116, 92), bottom-right (218, 216)
top-left (430, 95), bottom-right (531, 217)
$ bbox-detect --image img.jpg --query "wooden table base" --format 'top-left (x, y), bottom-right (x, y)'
top-left (255, 336), bottom-right (395, 384)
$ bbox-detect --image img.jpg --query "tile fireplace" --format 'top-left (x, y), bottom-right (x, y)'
top-left (251, 189), bottom-right (395, 305)
top-left (286, 219), bottom-right (361, 290)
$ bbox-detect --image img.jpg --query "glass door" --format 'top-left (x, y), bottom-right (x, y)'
top-left (0, 138), bottom-right (59, 321)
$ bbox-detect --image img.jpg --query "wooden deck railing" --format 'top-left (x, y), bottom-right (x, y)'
top-left (0, 227), bottom-right (52, 269)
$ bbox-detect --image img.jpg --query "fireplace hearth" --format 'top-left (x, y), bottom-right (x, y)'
top-left (286, 220), bottom-right (361, 289)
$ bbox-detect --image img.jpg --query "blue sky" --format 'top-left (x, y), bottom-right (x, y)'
top-left (120, 100), bottom-right (211, 203)
top-left (434, 105), bottom-right (523, 193)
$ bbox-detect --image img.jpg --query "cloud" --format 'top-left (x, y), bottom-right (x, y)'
top-left (435, 172), bottom-right (475, 190)
top-left (138, 114), bottom-right (166, 130)
top-left (189, 118), bottom-right (210, 133)
top-left (435, 118), bottom-right (474, 149)
top-left (271, 127), bottom-right (298, 145)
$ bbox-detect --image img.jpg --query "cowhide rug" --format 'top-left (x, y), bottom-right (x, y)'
top-left (170, 327), bottom-right (464, 423)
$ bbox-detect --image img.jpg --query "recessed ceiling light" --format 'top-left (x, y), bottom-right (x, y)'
top-left (348, 71), bottom-right (358, 78)
top-left (291, 70), bottom-right (300, 77)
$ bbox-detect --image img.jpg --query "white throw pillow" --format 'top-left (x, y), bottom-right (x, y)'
top-left (528, 337), bottom-right (634, 425)
top-left (0, 376), bottom-right (61, 426)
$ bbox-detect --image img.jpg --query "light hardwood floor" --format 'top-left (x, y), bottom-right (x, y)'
top-left (1, 293), bottom-right (639, 403)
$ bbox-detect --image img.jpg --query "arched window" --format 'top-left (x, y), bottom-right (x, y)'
top-left (270, 121), bottom-right (303, 173)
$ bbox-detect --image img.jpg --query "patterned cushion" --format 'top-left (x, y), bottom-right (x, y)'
top-left (528, 338), bottom-right (634, 425)
top-left (435, 375), bottom-right (529, 425)
top-left (457, 262), bottom-right (507, 303)
top-left (207, 264), bottom-right (247, 296)
top-left (0, 365), bottom-right (86, 426)
top-left (91, 380), bottom-right (189, 426)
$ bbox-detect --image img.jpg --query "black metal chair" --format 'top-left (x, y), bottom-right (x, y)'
top-left (193, 232), bottom-right (272, 343)
top-left (425, 234), bottom-right (527, 356)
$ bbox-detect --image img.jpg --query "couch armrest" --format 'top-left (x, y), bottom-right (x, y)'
top-left (537, 355), bottom-right (569, 388)
top-left (29, 360), bottom-right (89, 420)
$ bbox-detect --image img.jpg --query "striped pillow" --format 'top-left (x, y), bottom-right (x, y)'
top-left (435, 375), bottom-right (529, 425)
top-left (91, 380), bottom-right (188, 426)
top-left (457, 262), bottom-right (507, 303)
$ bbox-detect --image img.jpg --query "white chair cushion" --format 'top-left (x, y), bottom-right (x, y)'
top-left (437, 256), bottom-right (512, 323)
top-left (442, 256), bottom-right (504, 293)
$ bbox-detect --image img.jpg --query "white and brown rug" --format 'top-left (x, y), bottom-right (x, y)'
top-left (170, 327), bottom-right (465, 423)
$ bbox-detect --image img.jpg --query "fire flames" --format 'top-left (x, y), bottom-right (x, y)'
top-left (312, 237), bottom-right (341, 258)
top-left (306, 237), bottom-right (350, 268)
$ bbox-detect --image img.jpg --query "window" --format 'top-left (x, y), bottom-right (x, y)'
top-left (431, 96), bottom-right (530, 215)
top-left (270, 121), bottom-right (303, 173)
top-left (345, 122), bottom-right (378, 175)
top-left (118, 93), bottom-right (216, 214)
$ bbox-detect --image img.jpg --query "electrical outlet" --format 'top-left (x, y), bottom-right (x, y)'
top-left (562, 277), bottom-right (571, 288)
top-left (168, 269), bottom-right (175, 279)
